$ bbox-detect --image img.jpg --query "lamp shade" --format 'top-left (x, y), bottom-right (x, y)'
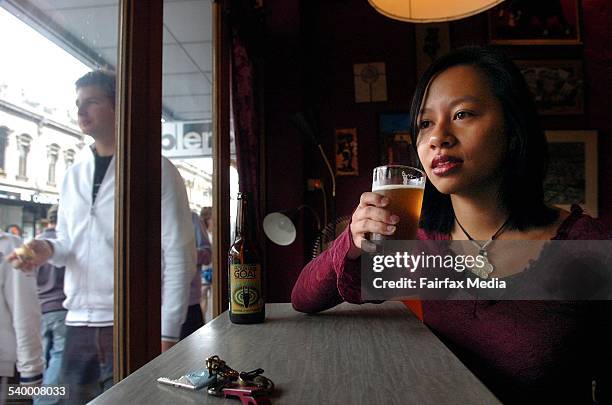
top-left (367, 0), bottom-right (504, 23)
top-left (263, 212), bottom-right (297, 246)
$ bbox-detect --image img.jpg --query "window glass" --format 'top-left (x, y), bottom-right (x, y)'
top-left (161, 0), bottom-right (236, 327)
top-left (0, 2), bottom-right (118, 401)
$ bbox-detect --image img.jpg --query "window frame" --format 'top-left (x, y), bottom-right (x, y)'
top-left (114, 0), bottom-right (231, 379)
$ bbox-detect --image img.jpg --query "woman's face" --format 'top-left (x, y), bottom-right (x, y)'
top-left (415, 65), bottom-right (507, 197)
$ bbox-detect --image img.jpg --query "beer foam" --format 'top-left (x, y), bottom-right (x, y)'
top-left (372, 184), bottom-right (424, 192)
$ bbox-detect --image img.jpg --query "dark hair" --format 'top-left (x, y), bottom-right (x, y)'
top-left (200, 206), bottom-right (213, 222)
top-left (75, 70), bottom-right (116, 106)
top-left (409, 46), bottom-right (558, 233)
top-left (5, 224), bottom-right (22, 236)
top-left (47, 204), bottom-right (59, 224)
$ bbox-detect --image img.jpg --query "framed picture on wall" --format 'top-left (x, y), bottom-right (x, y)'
top-left (544, 130), bottom-right (598, 217)
top-left (415, 23), bottom-right (450, 80)
top-left (488, 0), bottom-right (581, 45)
top-left (516, 60), bottom-right (584, 115)
top-left (335, 128), bottom-right (359, 176)
top-left (378, 113), bottom-right (419, 167)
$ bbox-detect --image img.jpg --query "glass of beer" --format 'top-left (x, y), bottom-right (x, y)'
top-left (371, 165), bottom-right (425, 240)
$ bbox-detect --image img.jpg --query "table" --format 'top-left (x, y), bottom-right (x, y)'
top-left (92, 302), bottom-right (501, 404)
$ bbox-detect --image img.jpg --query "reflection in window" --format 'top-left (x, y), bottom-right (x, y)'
top-left (0, 126), bottom-right (9, 173)
top-left (16, 133), bottom-right (32, 180)
top-left (47, 143), bottom-right (60, 185)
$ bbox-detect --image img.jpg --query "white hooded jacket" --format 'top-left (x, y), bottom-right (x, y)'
top-left (48, 149), bottom-right (196, 341)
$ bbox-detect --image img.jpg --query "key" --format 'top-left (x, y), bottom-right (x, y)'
top-left (222, 385), bottom-right (271, 405)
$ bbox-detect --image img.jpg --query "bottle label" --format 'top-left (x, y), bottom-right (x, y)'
top-left (230, 264), bottom-right (263, 314)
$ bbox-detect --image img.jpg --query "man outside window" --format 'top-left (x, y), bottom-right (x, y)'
top-left (33, 205), bottom-right (66, 405)
top-left (8, 70), bottom-right (196, 403)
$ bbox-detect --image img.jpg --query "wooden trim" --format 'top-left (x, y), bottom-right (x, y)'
top-left (212, 0), bottom-right (231, 317)
top-left (114, 0), bottom-right (163, 380)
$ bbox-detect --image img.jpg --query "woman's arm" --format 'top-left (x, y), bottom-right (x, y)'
top-left (292, 192), bottom-right (397, 313)
top-left (291, 226), bottom-right (362, 313)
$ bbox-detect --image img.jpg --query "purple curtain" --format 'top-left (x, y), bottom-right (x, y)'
top-left (231, 28), bottom-right (261, 237)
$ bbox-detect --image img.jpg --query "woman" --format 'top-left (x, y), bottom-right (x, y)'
top-left (199, 206), bottom-right (214, 321)
top-left (291, 47), bottom-right (610, 403)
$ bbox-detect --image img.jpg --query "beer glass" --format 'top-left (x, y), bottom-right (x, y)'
top-left (371, 165), bottom-right (425, 240)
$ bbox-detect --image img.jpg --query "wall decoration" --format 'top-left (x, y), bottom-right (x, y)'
top-left (488, 0), bottom-right (581, 45)
top-left (516, 60), bottom-right (584, 115)
top-left (415, 23), bottom-right (450, 79)
top-left (335, 128), bottom-right (359, 176)
top-left (544, 130), bottom-right (597, 217)
top-left (378, 113), bottom-right (419, 167)
top-left (353, 62), bottom-right (387, 103)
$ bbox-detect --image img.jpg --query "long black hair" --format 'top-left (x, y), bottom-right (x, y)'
top-left (409, 46), bottom-right (558, 233)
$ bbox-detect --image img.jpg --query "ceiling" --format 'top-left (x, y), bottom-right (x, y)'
top-left (1, 0), bottom-right (212, 122)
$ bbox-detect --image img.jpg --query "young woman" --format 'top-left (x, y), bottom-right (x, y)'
top-left (291, 47), bottom-right (610, 404)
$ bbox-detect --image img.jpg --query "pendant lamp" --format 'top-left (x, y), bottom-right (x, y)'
top-left (367, 0), bottom-right (505, 23)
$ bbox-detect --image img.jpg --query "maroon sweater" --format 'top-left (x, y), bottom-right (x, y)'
top-left (291, 207), bottom-right (612, 404)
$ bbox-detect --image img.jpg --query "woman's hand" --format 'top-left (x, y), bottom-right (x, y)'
top-left (347, 192), bottom-right (399, 259)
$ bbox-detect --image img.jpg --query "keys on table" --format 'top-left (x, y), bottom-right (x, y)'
top-left (157, 355), bottom-right (274, 404)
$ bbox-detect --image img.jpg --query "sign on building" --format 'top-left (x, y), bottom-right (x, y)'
top-left (162, 121), bottom-right (235, 158)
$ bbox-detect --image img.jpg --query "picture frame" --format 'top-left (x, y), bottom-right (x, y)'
top-left (544, 130), bottom-right (597, 217)
top-left (414, 23), bottom-right (450, 80)
top-left (516, 60), bottom-right (584, 115)
top-left (335, 128), bottom-right (359, 176)
top-left (353, 62), bottom-right (387, 103)
top-left (378, 113), bottom-right (419, 167)
top-left (488, 0), bottom-right (581, 45)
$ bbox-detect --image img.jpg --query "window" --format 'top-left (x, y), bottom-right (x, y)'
top-left (64, 148), bottom-right (76, 168)
top-left (47, 143), bottom-right (60, 185)
top-left (0, 126), bottom-right (9, 173)
top-left (1, 0), bottom-right (231, 382)
top-left (1, 1), bottom-right (119, 398)
top-left (16, 133), bottom-right (31, 180)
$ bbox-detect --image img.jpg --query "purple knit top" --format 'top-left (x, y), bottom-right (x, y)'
top-left (291, 207), bottom-right (611, 403)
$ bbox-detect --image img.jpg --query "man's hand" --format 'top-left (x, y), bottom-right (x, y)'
top-left (7, 240), bottom-right (53, 271)
top-left (161, 340), bottom-right (176, 352)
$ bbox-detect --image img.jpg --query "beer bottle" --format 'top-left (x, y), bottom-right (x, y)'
top-left (228, 192), bottom-right (265, 323)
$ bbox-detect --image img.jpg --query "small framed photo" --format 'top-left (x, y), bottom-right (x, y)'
top-left (415, 23), bottom-right (450, 80)
top-left (544, 130), bottom-right (598, 217)
top-left (516, 60), bottom-right (584, 115)
top-left (378, 113), bottom-right (419, 167)
top-left (335, 128), bottom-right (358, 176)
top-left (488, 0), bottom-right (581, 45)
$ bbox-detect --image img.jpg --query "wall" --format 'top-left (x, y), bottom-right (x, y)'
top-left (263, 0), bottom-right (306, 302)
top-left (451, 0), bottom-right (612, 228)
top-left (263, 0), bottom-right (612, 302)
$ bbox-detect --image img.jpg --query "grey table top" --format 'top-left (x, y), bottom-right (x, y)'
top-left (91, 302), bottom-right (500, 404)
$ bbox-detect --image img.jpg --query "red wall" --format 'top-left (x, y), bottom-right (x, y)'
top-left (263, 0), bottom-right (612, 303)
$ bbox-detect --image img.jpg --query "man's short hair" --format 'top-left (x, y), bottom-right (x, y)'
top-left (75, 70), bottom-right (116, 105)
top-left (47, 204), bottom-right (59, 225)
top-left (200, 206), bottom-right (212, 222)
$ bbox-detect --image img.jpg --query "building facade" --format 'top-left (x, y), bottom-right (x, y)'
top-left (0, 96), bottom-right (212, 240)
top-left (0, 98), bottom-right (84, 239)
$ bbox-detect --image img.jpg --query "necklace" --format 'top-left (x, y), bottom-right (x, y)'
top-left (454, 215), bottom-right (511, 279)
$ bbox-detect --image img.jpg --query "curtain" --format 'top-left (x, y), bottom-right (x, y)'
top-left (231, 27), bottom-right (262, 241)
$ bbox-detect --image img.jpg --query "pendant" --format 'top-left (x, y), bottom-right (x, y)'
top-left (470, 251), bottom-right (494, 279)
